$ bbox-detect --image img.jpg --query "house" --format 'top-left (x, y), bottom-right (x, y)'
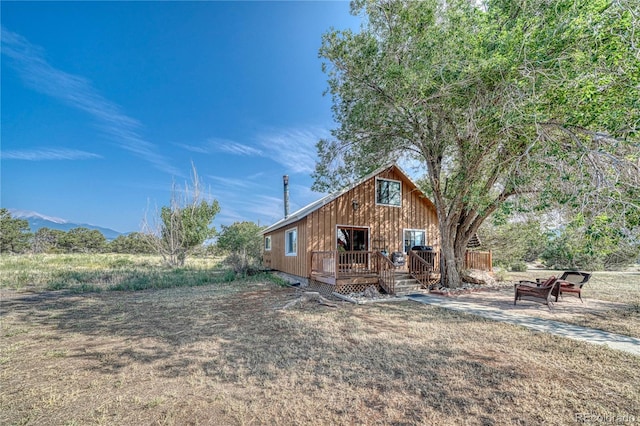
top-left (261, 164), bottom-right (491, 295)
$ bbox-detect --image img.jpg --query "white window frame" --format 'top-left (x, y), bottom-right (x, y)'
top-left (375, 177), bottom-right (402, 207)
top-left (285, 227), bottom-right (297, 256)
top-left (403, 228), bottom-right (427, 254)
top-left (264, 236), bottom-right (272, 251)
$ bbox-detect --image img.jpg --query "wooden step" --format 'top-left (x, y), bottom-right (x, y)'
top-left (393, 276), bottom-right (423, 296)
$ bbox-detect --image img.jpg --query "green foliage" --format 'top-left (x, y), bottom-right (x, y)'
top-left (492, 268), bottom-right (508, 282)
top-left (146, 165), bottom-right (221, 267)
top-left (481, 208), bottom-right (639, 271)
top-left (541, 214), bottom-right (639, 270)
top-left (32, 227), bottom-right (108, 254)
top-left (510, 261), bottom-right (528, 272)
top-left (160, 201), bottom-right (219, 251)
top-left (263, 273), bottom-right (290, 287)
top-left (216, 221), bottom-right (264, 276)
top-left (0, 253), bottom-right (227, 292)
top-left (109, 232), bottom-right (154, 254)
top-left (478, 218), bottom-right (549, 268)
top-left (58, 227), bottom-right (106, 253)
top-left (222, 269), bottom-right (237, 283)
top-left (157, 199), bottom-right (220, 266)
top-left (32, 227), bottom-right (66, 253)
top-left (0, 209), bottom-right (32, 253)
top-left (316, 0), bottom-right (639, 286)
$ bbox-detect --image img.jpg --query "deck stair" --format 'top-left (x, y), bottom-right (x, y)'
top-left (392, 271), bottom-right (426, 296)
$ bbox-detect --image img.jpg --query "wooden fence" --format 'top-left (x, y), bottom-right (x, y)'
top-left (464, 250), bottom-right (492, 271)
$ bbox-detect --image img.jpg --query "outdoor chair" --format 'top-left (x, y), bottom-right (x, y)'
top-left (514, 276), bottom-right (559, 308)
top-left (557, 271), bottom-right (592, 302)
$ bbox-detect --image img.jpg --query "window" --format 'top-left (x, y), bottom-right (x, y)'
top-left (376, 178), bottom-right (401, 206)
top-left (264, 236), bottom-right (271, 251)
top-left (285, 228), bottom-right (297, 256)
top-left (404, 229), bottom-right (426, 253)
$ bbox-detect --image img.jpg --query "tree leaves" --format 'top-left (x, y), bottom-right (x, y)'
top-left (0, 208), bottom-right (31, 254)
top-left (316, 0), bottom-right (639, 285)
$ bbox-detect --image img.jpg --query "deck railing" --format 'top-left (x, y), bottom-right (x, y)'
top-left (375, 251), bottom-right (396, 294)
top-left (310, 248), bottom-right (492, 291)
top-left (336, 251), bottom-right (374, 275)
top-left (311, 250), bottom-right (376, 278)
top-left (408, 250), bottom-right (434, 289)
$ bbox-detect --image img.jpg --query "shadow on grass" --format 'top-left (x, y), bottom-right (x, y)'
top-left (0, 284), bottom-right (536, 423)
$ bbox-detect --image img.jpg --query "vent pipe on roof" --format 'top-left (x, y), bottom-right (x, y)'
top-left (283, 175), bottom-right (290, 219)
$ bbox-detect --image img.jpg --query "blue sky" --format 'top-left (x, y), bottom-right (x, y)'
top-left (1, 1), bottom-right (362, 233)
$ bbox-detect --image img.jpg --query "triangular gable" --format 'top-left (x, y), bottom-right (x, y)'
top-left (261, 163), bottom-right (433, 234)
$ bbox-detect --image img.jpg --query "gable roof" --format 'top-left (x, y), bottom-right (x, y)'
top-left (261, 163), bottom-right (432, 235)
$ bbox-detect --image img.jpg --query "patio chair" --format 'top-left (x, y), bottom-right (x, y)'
top-left (557, 271), bottom-right (592, 302)
top-left (514, 276), bottom-right (559, 308)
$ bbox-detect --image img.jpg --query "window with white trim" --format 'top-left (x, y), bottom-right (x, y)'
top-left (264, 236), bottom-right (272, 251)
top-left (285, 228), bottom-right (297, 256)
top-left (376, 178), bottom-right (401, 206)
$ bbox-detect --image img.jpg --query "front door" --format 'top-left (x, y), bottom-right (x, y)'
top-left (337, 226), bottom-right (369, 273)
top-left (337, 226), bottom-right (369, 251)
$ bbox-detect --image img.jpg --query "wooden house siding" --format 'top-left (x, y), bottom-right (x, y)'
top-left (263, 165), bottom-right (440, 280)
top-left (306, 168), bottom-right (438, 254)
top-left (263, 217), bottom-right (309, 278)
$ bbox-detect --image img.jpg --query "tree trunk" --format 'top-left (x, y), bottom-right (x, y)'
top-left (438, 217), bottom-right (463, 288)
top-left (438, 213), bottom-right (478, 288)
top-left (440, 240), bottom-right (461, 288)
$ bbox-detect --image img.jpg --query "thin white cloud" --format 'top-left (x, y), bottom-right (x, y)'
top-left (215, 140), bottom-right (263, 156)
top-left (258, 127), bottom-right (328, 174)
top-left (237, 194), bottom-right (285, 224)
top-left (174, 142), bottom-right (211, 154)
top-left (180, 127), bottom-right (327, 176)
top-left (176, 139), bottom-right (264, 157)
top-left (1, 148), bottom-right (102, 161)
top-left (246, 171), bottom-right (265, 180)
top-left (207, 174), bottom-right (253, 189)
top-left (1, 26), bottom-right (178, 175)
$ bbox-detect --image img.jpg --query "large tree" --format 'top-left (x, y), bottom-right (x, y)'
top-left (32, 227), bottom-right (64, 253)
top-left (315, 0), bottom-right (639, 287)
top-left (0, 208), bottom-right (32, 254)
top-left (59, 227), bottom-right (107, 253)
top-left (143, 165), bottom-right (220, 267)
top-left (216, 221), bottom-right (264, 277)
top-left (109, 232), bottom-right (154, 254)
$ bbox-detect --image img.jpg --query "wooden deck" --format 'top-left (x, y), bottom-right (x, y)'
top-left (310, 272), bottom-right (382, 295)
top-left (310, 249), bottom-right (491, 295)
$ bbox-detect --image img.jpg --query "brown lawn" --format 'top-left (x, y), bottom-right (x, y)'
top-left (1, 280), bottom-right (639, 425)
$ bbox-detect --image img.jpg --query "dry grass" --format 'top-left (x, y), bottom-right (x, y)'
top-left (2, 282), bottom-right (639, 425)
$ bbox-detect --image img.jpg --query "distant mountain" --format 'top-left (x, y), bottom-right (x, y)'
top-left (8, 209), bottom-right (124, 241)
